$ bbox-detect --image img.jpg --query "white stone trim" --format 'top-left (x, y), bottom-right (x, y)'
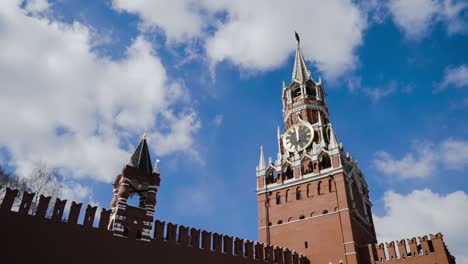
top-left (257, 168), bottom-right (343, 193)
top-left (258, 207), bottom-right (349, 229)
top-left (283, 103), bottom-right (328, 123)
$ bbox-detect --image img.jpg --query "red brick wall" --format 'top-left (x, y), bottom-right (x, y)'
top-left (258, 172), bottom-right (362, 264)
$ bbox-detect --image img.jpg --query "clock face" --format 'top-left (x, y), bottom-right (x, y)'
top-left (283, 123), bottom-right (314, 152)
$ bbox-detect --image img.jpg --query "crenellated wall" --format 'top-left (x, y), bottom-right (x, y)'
top-left (0, 187), bottom-right (309, 264)
top-left (366, 234), bottom-right (455, 264)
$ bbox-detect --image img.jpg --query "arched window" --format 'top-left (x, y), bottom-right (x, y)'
top-left (322, 209), bottom-right (328, 214)
top-left (276, 193), bottom-right (282, 205)
top-left (305, 84), bottom-right (316, 97)
top-left (319, 154), bottom-right (332, 170)
top-left (288, 217), bottom-right (294, 222)
top-left (293, 87), bottom-right (301, 97)
top-left (299, 215), bottom-right (305, 220)
top-left (296, 187), bottom-right (303, 200)
top-left (313, 131), bottom-right (320, 144)
top-left (283, 166), bottom-right (293, 180)
top-left (307, 184), bottom-right (311, 197)
top-left (277, 220), bottom-right (283, 225)
top-left (266, 169), bottom-right (277, 184)
top-left (317, 181), bottom-right (322, 195)
top-left (301, 158), bottom-right (312, 175)
top-left (328, 178), bottom-right (333, 192)
top-left (285, 189), bottom-right (290, 202)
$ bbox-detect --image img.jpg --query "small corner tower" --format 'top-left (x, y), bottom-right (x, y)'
top-left (109, 132), bottom-right (161, 241)
top-left (256, 33), bottom-right (376, 264)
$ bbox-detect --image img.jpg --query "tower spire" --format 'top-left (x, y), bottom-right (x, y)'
top-left (128, 132), bottom-right (153, 175)
top-left (292, 32), bottom-right (311, 84)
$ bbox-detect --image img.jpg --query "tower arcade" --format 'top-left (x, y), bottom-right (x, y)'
top-left (109, 133), bottom-right (161, 241)
top-left (256, 34), bottom-right (376, 264)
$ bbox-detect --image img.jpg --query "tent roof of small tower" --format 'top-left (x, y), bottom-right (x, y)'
top-left (128, 132), bottom-right (153, 175)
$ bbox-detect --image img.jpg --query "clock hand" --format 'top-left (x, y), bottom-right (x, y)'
top-left (295, 127), bottom-right (300, 141)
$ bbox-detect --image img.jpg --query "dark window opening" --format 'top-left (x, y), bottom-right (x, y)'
top-left (306, 85), bottom-right (316, 97)
top-left (322, 209), bottom-right (328, 214)
top-left (320, 154), bottom-right (332, 170)
top-left (296, 188), bottom-right (303, 200)
top-left (276, 193), bottom-right (282, 205)
top-left (268, 222), bottom-right (272, 226)
top-left (283, 166), bottom-right (293, 180)
top-left (277, 220), bottom-right (283, 225)
top-left (313, 131), bottom-right (320, 144)
top-left (293, 87), bottom-right (301, 97)
top-left (266, 169), bottom-right (277, 184)
top-left (317, 181), bottom-right (322, 195)
top-left (304, 241), bottom-right (308, 248)
top-left (299, 215), bottom-right (305, 220)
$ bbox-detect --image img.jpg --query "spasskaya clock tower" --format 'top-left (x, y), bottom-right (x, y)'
top-left (256, 33), bottom-right (377, 264)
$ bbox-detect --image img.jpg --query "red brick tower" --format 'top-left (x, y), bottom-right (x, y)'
top-left (109, 132), bottom-right (161, 241)
top-left (256, 33), bottom-right (376, 264)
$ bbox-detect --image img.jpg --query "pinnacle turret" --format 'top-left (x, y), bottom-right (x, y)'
top-left (328, 123), bottom-right (339, 149)
top-left (258, 145), bottom-right (266, 171)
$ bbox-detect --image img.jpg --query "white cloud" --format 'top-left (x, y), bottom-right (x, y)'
top-left (0, 1), bottom-right (200, 183)
top-left (205, 0), bottom-right (366, 79)
top-left (212, 114), bottom-right (223, 127)
top-left (374, 189), bottom-right (468, 264)
top-left (434, 64), bottom-right (468, 93)
top-left (24, 0), bottom-right (49, 14)
top-left (150, 110), bottom-right (201, 157)
top-left (373, 139), bottom-right (468, 179)
top-left (388, 0), bottom-right (468, 39)
top-left (112, 0), bottom-right (206, 42)
top-left (373, 143), bottom-right (436, 179)
top-left (363, 82), bottom-right (397, 102)
top-left (61, 181), bottom-right (94, 203)
top-left (112, 0), bottom-right (367, 79)
top-left (439, 139), bottom-right (468, 170)
top-left (347, 78), bottom-right (408, 101)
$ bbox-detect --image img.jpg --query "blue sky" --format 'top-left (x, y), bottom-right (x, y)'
top-left (0, 0), bottom-right (467, 262)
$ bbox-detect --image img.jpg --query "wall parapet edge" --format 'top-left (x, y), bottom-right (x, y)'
top-left (366, 233), bottom-right (455, 264)
top-left (0, 187), bottom-right (309, 264)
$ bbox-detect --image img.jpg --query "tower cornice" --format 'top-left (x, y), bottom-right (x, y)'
top-left (282, 102), bottom-right (329, 123)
